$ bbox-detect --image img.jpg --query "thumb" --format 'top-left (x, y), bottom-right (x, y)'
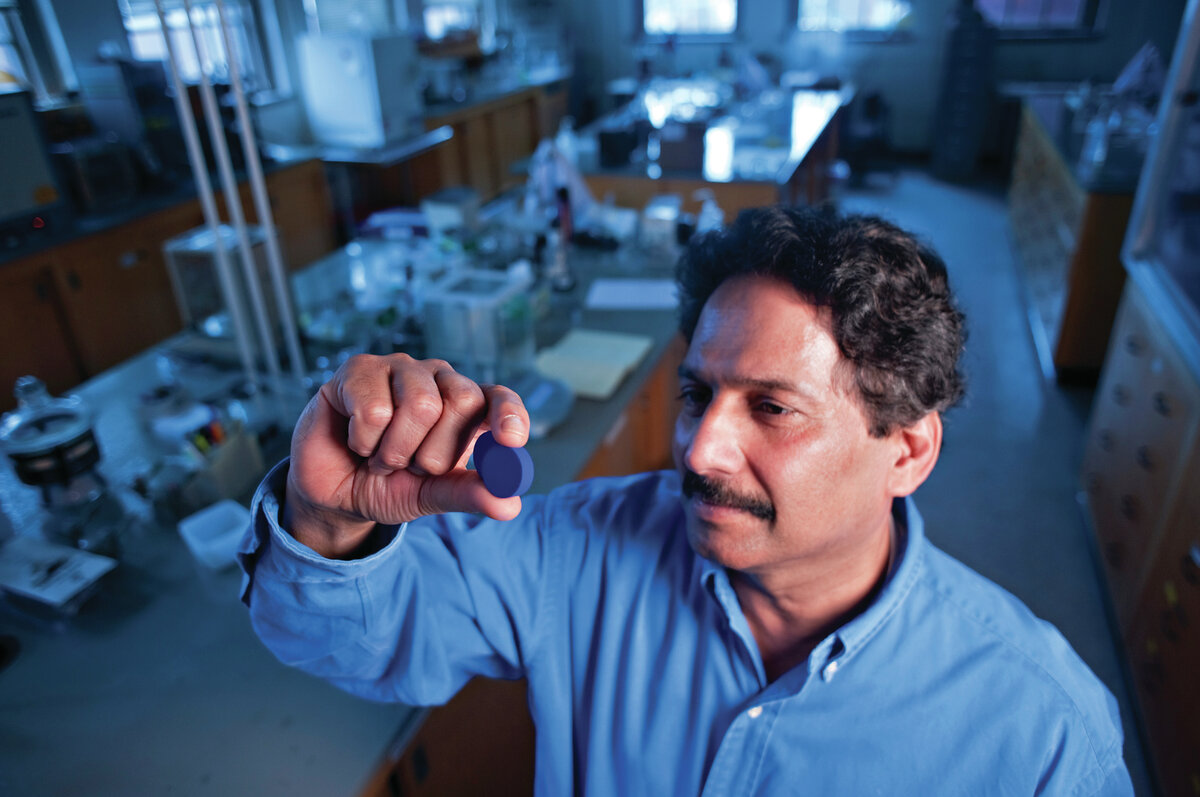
top-left (417, 469), bottom-right (524, 521)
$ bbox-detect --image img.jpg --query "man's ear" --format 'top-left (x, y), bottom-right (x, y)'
top-left (886, 412), bottom-right (942, 498)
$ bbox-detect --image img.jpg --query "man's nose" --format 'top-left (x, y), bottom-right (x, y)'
top-left (682, 399), bottom-right (743, 475)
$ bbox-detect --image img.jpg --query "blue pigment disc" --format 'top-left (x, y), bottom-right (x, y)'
top-left (473, 431), bottom-right (534, 498)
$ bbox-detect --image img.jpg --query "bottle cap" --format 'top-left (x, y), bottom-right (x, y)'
top-left (472, 431), bottom-right (534, 498)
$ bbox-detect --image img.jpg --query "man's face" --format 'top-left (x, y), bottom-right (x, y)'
top-left (672, 274), bottom-right (900, 577)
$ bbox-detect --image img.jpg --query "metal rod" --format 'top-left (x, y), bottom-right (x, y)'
top-left (153, 0), bottom-right (258, 388)
top-left (215, 0), bottom-right (307, 384)
top-left (182, 0), bottom-right (283, 385)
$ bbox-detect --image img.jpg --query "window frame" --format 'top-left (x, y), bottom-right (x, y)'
top-left (117, 0), bottom-right (290, 101)
top-left (1, 0), bottom-right (76, 106)
top-left (787, 0), bottom-right (915, 43)
top-left (636, 0), bottom-right (742, 44)
top-left (969, 0), bottom-right (1107, 40)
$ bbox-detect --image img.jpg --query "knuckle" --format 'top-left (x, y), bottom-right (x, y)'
top-left (407, 394), bottom-right (444, 426)
top-left (377, 449), bottom-right (411, 469)
top-left (413, 448), bottom-right (450, 475)
top-left (360, 401), bottom-right (394, 428)
top-left (342, 352), bottom-right (378, 374)
top-left (443, 383), bottom-right (485, 418)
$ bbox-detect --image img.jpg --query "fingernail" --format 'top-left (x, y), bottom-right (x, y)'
top-left (501, 414), bottom-right (524, 436)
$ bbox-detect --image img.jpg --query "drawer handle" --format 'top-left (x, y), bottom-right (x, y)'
top-left (1135, 445), bottom-right (1154, 472)
top-left (1183, 544), bottom-right (1200, 585)
top-left (1124, 335), bottom-right (1144, 356)
top-left (1152, 391), bottom-right (1172, 417)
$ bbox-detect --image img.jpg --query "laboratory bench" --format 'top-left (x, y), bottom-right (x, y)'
top-left (0, 239), bottom-right (685, 796)
top-left (577, 82), bottom-right (853, 217)
top-left (1, 67), bottom-right (574, 415)
top-left (0, 157), bottom-right (338, 412)
top-left (1004, 83), bottom-right (1142, 379)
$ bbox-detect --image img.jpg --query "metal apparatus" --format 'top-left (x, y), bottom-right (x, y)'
top-left (0, 376), bottom-right (104, 509)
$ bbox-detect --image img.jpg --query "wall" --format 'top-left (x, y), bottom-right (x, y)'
top-left (563, 0), bottom-right (1189, 153)
top-left (32, 0), bottom-right (1191, 152)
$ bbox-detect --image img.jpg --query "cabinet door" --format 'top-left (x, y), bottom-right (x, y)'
top-left (1081, 287), bottom-right (1200, 627)
top-left (576, 336), bottom-right (686, 480)
top-left (51, 220), bottom-right (184, 376)
top-left (537, 83), bottom-right (569, 141)
top-left (251, 159), bottom-right (336, 270)
top-left (373, 678), bottom-right (534, 797)
top-left (1125, 442), bottom-right (1200, 797)
top-left (460, 114), bottom-right (498, 200)
top-left (0, 255), bottom-right (83, 411)
top-left (491, 97), bottom-right (537, 195)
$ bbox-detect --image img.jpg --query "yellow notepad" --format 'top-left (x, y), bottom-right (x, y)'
top-left (535, 329), bottom-right (654, 400)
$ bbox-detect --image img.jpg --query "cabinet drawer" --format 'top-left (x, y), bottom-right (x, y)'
top-left (1126, 454), bottom-right (1200, 797)
top-left (1082, 288), bottom-right (1200, 624)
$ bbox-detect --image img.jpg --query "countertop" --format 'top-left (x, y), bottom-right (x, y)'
top-left (578, 84), bottom-right (853, 186)
top-left (0, 241), bottom-right (680, 796)
top-left (2, 65), bottom-right (570, 268)
top-left (422, 64), bottom-right (571, 119)
top-left (1002, 82), bottom-right (1145, 195)
top-left (0, 154), bottom-right (318, 268)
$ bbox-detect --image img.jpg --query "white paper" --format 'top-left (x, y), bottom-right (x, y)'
top-left (0, 536), bottom-right (117, 609)
top-left (536, 328), bottom-right (654, 400)
top-left (585, 279), bottom-right (678, 310)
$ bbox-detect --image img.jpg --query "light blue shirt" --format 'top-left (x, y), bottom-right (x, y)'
top-left (240, 461), bottom-right (1133, 796)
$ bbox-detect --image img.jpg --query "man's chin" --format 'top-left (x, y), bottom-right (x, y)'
top-left (683, 499), bottom-right (767, 567)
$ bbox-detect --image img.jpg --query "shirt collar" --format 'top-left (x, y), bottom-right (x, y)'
top-left (697, 496), bottom-right (926, 673)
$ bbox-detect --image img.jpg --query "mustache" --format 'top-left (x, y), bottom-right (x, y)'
top-left (682, 470), bottom-right (775, 522)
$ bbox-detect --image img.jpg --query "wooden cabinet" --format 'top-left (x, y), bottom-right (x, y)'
top-left (50, 215), bottom-right (185, 378)
top-left (360, 678), bottom-right (535, 797)
top-left (1125, 446), bottom-right (1200, 797)
top-left (247, 158), bottom-right (337, 270)
top-left (1082, 285), bottom-right (1200, 628)
top-left (1082, 279), bottom-right (1200, 795)
top-left (1008, 102), bottom-right (1134, 379)
top-left (425, 83), bottom-right (564, 202)
top-left (0, 159), bottom-right (335, 394)
top-left (0, 253), bottom-right (84, 410)
top-left (576, 335), bottom-right (685, 480)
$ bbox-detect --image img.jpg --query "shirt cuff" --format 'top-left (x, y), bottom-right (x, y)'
top-left (237, 457), bottom-right (406, 606)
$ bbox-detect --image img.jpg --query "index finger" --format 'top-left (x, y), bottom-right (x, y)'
top-left (321, 355), bottom-right (397, 459)
top-left (481, 384), bottom-right (530, 448)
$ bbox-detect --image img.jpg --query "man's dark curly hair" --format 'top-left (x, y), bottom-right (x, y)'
top-left (675, 205), bottom-right (966, 437)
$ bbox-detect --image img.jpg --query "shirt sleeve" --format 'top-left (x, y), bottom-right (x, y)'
top-left (237, 458), bottom-right (553, 707)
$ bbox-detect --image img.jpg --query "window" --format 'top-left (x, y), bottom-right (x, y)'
top-left (797, 0), bottom-right (911, 32)
top-left (118, 0), bottom-right (278, 93)
top-left (0, 0), bottom-right (75, 104)
top-left (975, 0), bottom-right (1102, 33)
top-left (642, 0), bottom-right (737, 37)
top-left (424, 1), bottom-right (478, 40)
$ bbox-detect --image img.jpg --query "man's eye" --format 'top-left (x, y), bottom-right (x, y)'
top-left (677, 386), bottom-right (710, 410)
top-left (757, 401), bottom-right (787, 416)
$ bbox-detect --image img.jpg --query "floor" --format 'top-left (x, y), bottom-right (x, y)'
top-left (838, 168), bottom-right (1154, 795)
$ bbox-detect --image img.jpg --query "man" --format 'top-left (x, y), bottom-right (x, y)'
top-left (239, 206), bottom-right (1132, 795)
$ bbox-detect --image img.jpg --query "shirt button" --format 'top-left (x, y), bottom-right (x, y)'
top-left (747, 705), bottom-right (763, 719)
top-left (822, 661), bottom-right (840, 681)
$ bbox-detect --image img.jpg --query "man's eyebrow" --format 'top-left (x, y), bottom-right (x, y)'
top-left (677, 365), bottom-right (819, 399)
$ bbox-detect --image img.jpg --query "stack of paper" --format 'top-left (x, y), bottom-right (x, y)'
top-left (536, 328), bottom-right (654, 401)
top-left (584, 278), bottom-right (678, 310)
top-left (0, 535), bottom-right (117, 611)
